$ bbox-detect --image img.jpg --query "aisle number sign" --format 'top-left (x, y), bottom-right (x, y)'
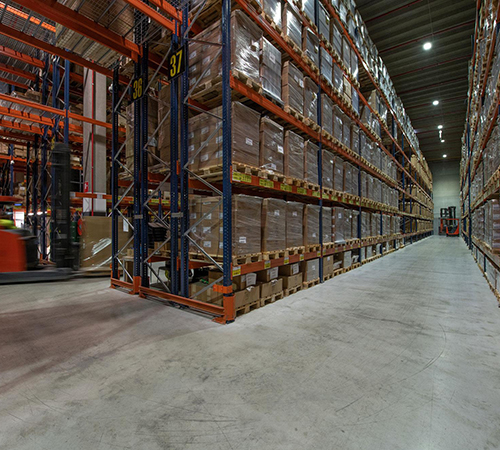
top-left (167, 45), bottom-right (186, 81)
top-left (131, 74), bottom-right (145, 102)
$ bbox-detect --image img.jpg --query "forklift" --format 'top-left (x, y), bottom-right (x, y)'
top-left (439, 206), bottom-right (459, 237)
top-left (0, 143), bottom-right (77, 283)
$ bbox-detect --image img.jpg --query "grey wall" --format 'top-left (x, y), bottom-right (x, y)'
top-left (429, 160), bottom-right (461, 234)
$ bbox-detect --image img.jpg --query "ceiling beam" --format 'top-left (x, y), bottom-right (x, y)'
top-left (0, 75), bottom-right (30, 89)
top-left (392, 55), bottom-right (471, 78)
top-left (398, 77), bottom-right (467, 95)
top-left (0, 23), bottom-right (129, 84)
top-left (0, 62), bottom-right (37, 81)
top-left (379, 20), bottom-right (475, 54)
top-left (365, 0), bottom-right (424, 23)
top-left (405, 95), bottom-right (467, 110)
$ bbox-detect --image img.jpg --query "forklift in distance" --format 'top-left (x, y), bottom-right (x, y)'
top-left (439, 206), bottom-right (459, 237)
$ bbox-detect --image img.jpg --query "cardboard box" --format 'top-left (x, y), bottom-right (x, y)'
top-left (233, 195), bottom-right (263, 255)
top-left (279, 262), bottom-right (300, 276)
top-left (301, 259), bottom-right (319, 282)
top-left (323, 255), bottom-right (334, 275)
top-left (260, 117), bottom-right (284, 173)
top-left (304, 204), bottom-right (320, 246)
top-left (282, 61), bottom-right (304, 114)
top-left (284, 130), bottom-right (304, 180)
top-left (260, 278), bottom-right (283, 298)
top-left (260, 37), bottom-right (282, 102)
top-left (257, 267), bottom-right (279, 282)
top-left (282, 272), bottom-right (303, 289)
top-left (304, 77), bottom-right (318, 123)
top-left (286, 202), bottom-right (304, 248)
top-left (262, 198), bottom-right (287, 252)
top-left (304, 141), bottom-right (319, 185)
top-left (282, 3), bottom-right (302, 48)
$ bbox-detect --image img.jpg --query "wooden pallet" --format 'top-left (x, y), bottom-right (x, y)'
top-left (303, 278), bottom-right (320, 289)
top-left (283, 105), bottom-right (306, 123)
top-left (284, 285), bottom-right (303, 296)
top-left (263, 249), bottom-right (287, 260)
top-left (232, 69), bottom-right (263, 94)
top-left (304, 117), bottom-right (321, 132)
top-left (323, 272), bottom-right (334, 281)
top-left (287, 246), bottom-right (305, 256)
top-left (304, 181), bottom-right (320, 191)
top-left (235, 299), bottom-right (261, 317)
top-left (260, 11), bottom-right (282, 33)
top-left (260, 291), bottom-right (285, 306)
top-left (232, 253), bottom-right (263, 266)
top-left (305, 244), bottom-right (321, 253)
top-left (285, 175), bottom-right (307, 187)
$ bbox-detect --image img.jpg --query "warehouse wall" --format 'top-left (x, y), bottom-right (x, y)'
top-left (429, 160), bottom-right (461, 234)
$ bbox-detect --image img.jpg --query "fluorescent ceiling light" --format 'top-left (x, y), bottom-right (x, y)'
top-left (438, 125), bottom-right (443, 129)
top-left (423, 42), bottom-right (432, 50)
top-left (441, 140), bottom-right (445, 143)
top-left (443, 154), bottom-right (447, 158)
top-left (433, 100), bottom-right (439, 106)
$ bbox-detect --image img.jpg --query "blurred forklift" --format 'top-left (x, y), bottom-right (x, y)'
top-left (0, 143), bottom-right (78, 283)
top-left (439, 206), bottom-right (460, 237)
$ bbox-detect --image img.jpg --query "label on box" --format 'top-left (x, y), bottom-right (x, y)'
top-left (188, 144), bottom-right (194, 152)
top-left (299, 79), bottom-right (304, 88)
top-left (203, 226), bottom-right (211, 234)
top-left (269, 267), bottom-right (278, 279)
top-left (206, 213), bottom-right (212, 220)
top-left (245, 137), bottom-right (253, 146)
top-left (203, 56), bottom-right (211, 65)
top-left (300, 254), bottom-right (305, 261)
top-left (312, 232), bottom-right (317, 238)
top-left (233, 266), bottom-right (241, 277)
top-left (123, 220), bottom-right (129, 232)
top-left (239, 236), bottom-right (247, 244)
top-left (284, 256), bottom-right (290, 265)
top-left (292, 211), bottom-right (298, 217)
top-left (190, 50), bottom-right (197, 59)
top-left (264, 261), bottom-right (271, 269)
top-left (269, 53), bottom-right (276, 63)
top-left (201, 154), bottom-right (209, 162)
top-left (274, 210), bottom-right (280, 216)
top-left (216, 136), bottom-right (223, 144)
top-left (277, 145), bottom-right (284, 154)
top-left (317, 251), bottom-right (321, 257)
top-left (201, 126), bottom-right (209, 135)
top-left (219, 242), bottom-right (223, 248)
top-left (203, 241), bottom-right (211, 248)
top-left (291, 263), bottom-right (299, 275)
top-left (246, 273), bottom-right (256, 286)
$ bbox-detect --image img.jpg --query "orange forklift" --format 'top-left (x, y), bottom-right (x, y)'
top-left (439, 206), bottom-right (459, 237)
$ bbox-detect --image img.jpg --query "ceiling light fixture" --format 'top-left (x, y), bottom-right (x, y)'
top-left (438, 125), bottom-right (443, 129)
top-left (423, 42), bottom-right (432, 51)
top-left (441, 139), bottom-right (445, 143)
top-left (433, 100), bottom-right (439, 106)
top-left (443, 154), bottom-right (447, 158)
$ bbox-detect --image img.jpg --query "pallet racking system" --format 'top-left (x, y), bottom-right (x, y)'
top-left (460, 0), bottom-right (500, 302)
top-left (0, 0), bottom-right (433, 322)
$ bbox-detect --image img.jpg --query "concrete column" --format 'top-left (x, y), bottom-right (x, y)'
top-left (82, 68), bottom-right (107, 215)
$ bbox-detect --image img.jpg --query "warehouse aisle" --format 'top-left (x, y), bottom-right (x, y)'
top-left (1, 236), bottom-right (500, 450)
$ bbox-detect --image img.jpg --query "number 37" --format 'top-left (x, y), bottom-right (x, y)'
top-left (170, 49), bottom-right (183, 78)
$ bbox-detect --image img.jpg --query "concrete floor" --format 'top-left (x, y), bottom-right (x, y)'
top-left (1, 236), bottom-right (500, 450)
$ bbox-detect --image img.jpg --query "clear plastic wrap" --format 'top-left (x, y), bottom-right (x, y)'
top-left (382, 214), bottom-right (390, 236)
top-left (334, 156), bottom-right (344, 191)
top-left (189, 197), bottom-right (221, 257)
top-left (344, 162), bottom-right (353, 194)
top-left (284, 130), bottom-right (305, 179)
top-left (333, 105), bottom-right (343, 142)
top-left (304, 204), bottom-right (321, 245)
top-left (342, 36), bottom-right (351, 69)
top-left (361, 211), bottom-right (370, 238)
top-left (304, 141), bottom-right (319, 185)
top-left (359, 130), bottom-right (367, 158)
top-left (302, 258), bottom-right (319, 281)
top-left (333, 64), bottom-right (344, 95)
top-left (373, 178), bottom-right (382, 203)
top-left (323, 207), bottom-right (333, 244)
top-left (233, 195), bottom-right (262, 255)
top-left (334, 206), bottom-right (345, 243)
top-left (321, 50), bottom-right (333, 86)
top-left (350, 48), bottom-right (358, 80)
top-left (344, 209), bottom-right (352, 240)
top-left (260, 116), bottom-right (284, 173)
top-left (332, 21), bottom-right (343, 56)
top-left (282, 3), bottom-right (302, 48)
top-left (351, 88), bottom-right (359, 115)
top-left (361, 171), bottom-right (369, 198)
top-left (282, 61), bottom-right (304, 114)
top-left (372, 213), bottom-right (381, 237)
top-left (304, 77), bottom-right (318, 123)
top-left (318, 4), bottom-right (330, 41)
top-left (197, 102), bottom-right (260, 169)
top-left (286, 201), bottom-right (304, 247)
top-left (321, 93), bottom-right (334, 135)
top-left (302, 0), bottom-right (316, 23)
top-left (352, 166), bottom-right (359, 196)
top-left (262, 198), bottom-right (287, 251)
top-left (351, 209), bottom-right (360, 238)
top-left (303, 28), bottom-right (320, 67)
top-left (322, 150), bottom-right (334, 190)
top-left (491, 199), bottom-right (500, 251)
top-left (342, 114), bottom-right (351, 149)
top-left (368, 175), bottom-right (375, 201)
top-left (262, 0), bottom-right (282, 28)
top-left (260, 38), bottom-right (282, 102)
top-left (351, 125), bottom-right (359, 154)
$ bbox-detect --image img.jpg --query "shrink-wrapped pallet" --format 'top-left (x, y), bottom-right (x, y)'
top-left (332, 21), bottom-right (343, 57)
top-left (361, 171), bottom-right (369, 198)
top-left (322, 150), bottom-right (334, 190)
top-left (350, 48), bottom-right (358, 81)
top-left (344, 163), bottom-right (354, 195)
top-left (323, 207), bottom-right (333, 244)
top-left (286, 201), bottom-right (304, 248)
top-left (333, 106), bottom-right (343, 142)
top-left (342, 37), bottom-right (351, 70)
top-left (351, 125), bottom-right (359, 154)
top-left (197, 102), bottom-right (260, 169)
top-left (318, 3), bottom-right (330, 41)
top-left (282, 3), bottom-right (302, 48)
top-left (373, 178), bottom-right (382, 203)
top-left (334, 156), bottom-right (344, 192)
top-left (260, 117), bottom-right (284, 173)
top-left (262, 198), bottom-right (287, 252)
top-left (189, 197), bottom-right (223, 257)
top-left (304, 204), bottom-right (321, 246)
top-left (333, 206), bottom-right (345, 243)
top-left (303, 28), bottom-right (320, 68)
top-left (282, 61), bottom-right (304, 114)
top-left (284, 130), bottom-right (305, 180)
top-left (344, 209), bottom-right (352, 240)
top-left (304, 77), bottom-right (318, 124)
top-left (351, 88), bottom-right (359, 115)
top-left (321, 93), bottom-right (334, 135)
top-left (491, 199), bottom-right (500, 251)
top-left (301, 0), bottom-right (316, 23)
top-left (382, 214), bottom-right (390, 236)
top-left (321, 48), bottom-right (333, 86)
top-left (262, 0), bottom-right (282, 28)
top-left (233, 195), bottom-right (262, 255)
top-left (302, 258), bottom-right (319, 282)
top-left (372, 213), bottom-right (381, 237)
top-left (333, 64), bottom-right (344, 95)
top-left (361, 211), bottom-right (371, 238)
top-left (351, 209), bottom-right (360, 238)
top-left (352, 166), bottom-right (359, 196)
top-left (260, 38), bottom-right (282, 102)
top-left (188, 11), bottom-right (262, 88)
top-left (304, 141), bottom-right (319, 185)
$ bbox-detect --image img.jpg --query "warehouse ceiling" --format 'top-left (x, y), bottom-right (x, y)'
top-left (356, 0), bottom-right (476, 162)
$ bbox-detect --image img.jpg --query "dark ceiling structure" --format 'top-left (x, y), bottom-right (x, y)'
top-left (356, 0), bottom-right (476, 162)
